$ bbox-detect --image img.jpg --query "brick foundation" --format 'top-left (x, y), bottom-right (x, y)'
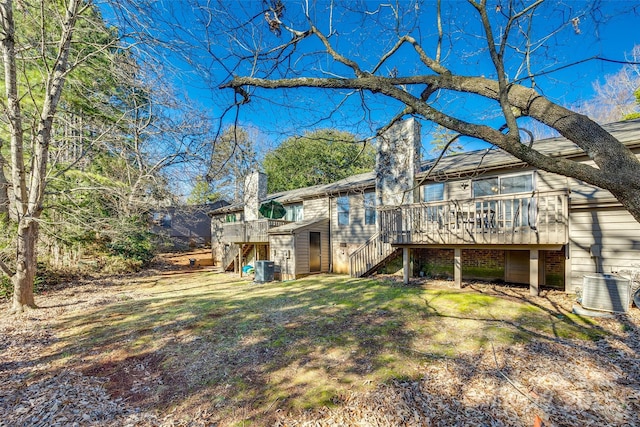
top-left (543, 249), bottom-right (565, 289)
top-left (412, 247), bottom-right (565, 288)
top-left (413, 248), bottom-right (454, 278)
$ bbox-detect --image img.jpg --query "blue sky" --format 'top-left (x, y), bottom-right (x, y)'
top-left (108, 1), bottom-right (640, 159)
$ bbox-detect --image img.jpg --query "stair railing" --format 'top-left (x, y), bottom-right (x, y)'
top-left (221, 244), bottom-right (239, 271)
top-left (349, 232), bottom-right (394, 277)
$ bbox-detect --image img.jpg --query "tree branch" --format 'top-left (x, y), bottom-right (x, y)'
top-left (309, 25), bottom-right (365, 77)
top-left (221, 73), bottom-right (628, 190)
top-left (371, 34), bottom-right (449, 76)
top-left (216, 1), bottom-right (640, 223)
top-left (471, 0), bottom-right (519, 137)
top-left (0, 258), bottom-right (14, 277)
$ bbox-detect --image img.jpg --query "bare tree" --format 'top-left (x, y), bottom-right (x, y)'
top-left (206, 126), bottom-right (260, 202)
top-left (0, 0), bottom-right (222, 313)
top-left (210, 0), bottom-right (640, 223)
top-left (0, 0), bottom-right (119, 313)
top-left (39, 49), bottom-right (213, 271)
top-left (576, 45), bottom-right (640, 124)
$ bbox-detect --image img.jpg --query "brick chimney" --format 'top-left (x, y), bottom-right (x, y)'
top-left (243, 171), bottom-right (267, 221)
top-left (375, 118), bottom-right (422, 206)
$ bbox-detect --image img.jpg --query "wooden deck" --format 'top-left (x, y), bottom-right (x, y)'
top-left (222, 219), bottom-right (290, 243)
top-left (379, 190), bottom-right (569, 246)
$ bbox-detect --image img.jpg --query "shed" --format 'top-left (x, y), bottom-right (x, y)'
top-left (268, 218), bottom-right (330, 280)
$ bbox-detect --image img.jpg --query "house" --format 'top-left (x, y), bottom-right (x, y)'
top-left (209, 118), bottom-right (640, 295)
top-left (151, 200), bottom-right (228, 250)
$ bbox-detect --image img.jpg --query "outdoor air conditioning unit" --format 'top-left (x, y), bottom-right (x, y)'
top-left (581, 273), bottom-right (631, 313)
top-left (254, 260), bottom-right (275, 283)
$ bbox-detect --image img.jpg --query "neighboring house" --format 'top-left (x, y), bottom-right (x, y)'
top-left (210, 118), bottom-right (640, 295)
top-left (152, 200), bottom-right (228, 249)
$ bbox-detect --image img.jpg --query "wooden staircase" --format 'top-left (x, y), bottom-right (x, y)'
top-left (349, 232), bottom-right (400, 277)
top-left (222, 243), bottom-right (255, 272)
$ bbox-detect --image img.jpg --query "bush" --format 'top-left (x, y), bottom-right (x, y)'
top-left (0, 275), bottom-right (11, 301)
top-left (101, 256), bottom-right (144, 274)
top-left (107, 231), bottom-right (155, 265)
top-left (0, 267), bottom-right (54, 301)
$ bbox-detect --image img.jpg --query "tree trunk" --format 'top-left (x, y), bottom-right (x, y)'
top-left (0, 151), bottom-right (8, 219)
top-left (10, 219), bottom-right (38, 313)
top-left (2, 0), bottom-right (83, 314)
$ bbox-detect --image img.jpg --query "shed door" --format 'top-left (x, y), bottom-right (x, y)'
top-left (505, 250), bottom-right (529, 284)
top-left (309, 232), bottom-right (321, 272)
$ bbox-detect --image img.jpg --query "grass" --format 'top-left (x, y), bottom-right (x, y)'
top-left (48, 272), bottom-right (606, 423)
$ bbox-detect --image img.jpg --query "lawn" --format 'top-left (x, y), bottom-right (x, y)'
top-left (3, 267), bottom-right (639, 426)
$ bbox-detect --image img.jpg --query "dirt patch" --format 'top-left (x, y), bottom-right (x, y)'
top-left (154, 249), bottom-right (214, 271)
top-left (82, 352), bottom-right (166, 405)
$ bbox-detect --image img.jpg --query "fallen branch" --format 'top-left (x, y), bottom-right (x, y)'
top-left (491, 342), bottom-right (550, 424)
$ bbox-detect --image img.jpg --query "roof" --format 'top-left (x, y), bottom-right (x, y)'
top-left (211, 119), bottom-right (640, 215)
top-left (212, 172), bottom-right (375, 214)
top-left (151, 200), bottom-right (229, 216)
top-left (268, 218), bottom-right (330, 235)
top-left (418, 118), bottom-right (640, 179)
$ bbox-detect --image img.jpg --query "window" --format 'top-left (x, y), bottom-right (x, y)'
top-left (225, 213), bottom-right (237, 223)
top-left (472, 177), bottom-right (499, 197)
top-left (161, 214), bottom-right (172, 228)
top-left (501, 174), bottom-right (533, 194)
top-left (152, 212), bottom-right (172, 228)
top-left (472, 173), bottom-right (535, 228)
top-left (423, 182), bottom-right (445, 202)
top-left (285, 204), bottom-right (303, 222)
top-left (363, 192), bottom-right (376, 225)
top-left (337, 196), bottom-right (349, 226)
top-left (472, 173), bottom-right (533, 197)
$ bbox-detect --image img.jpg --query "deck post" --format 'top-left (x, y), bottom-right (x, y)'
top-left (454, 248), bottom-right (462, 288)
top-left (564, 244), bottom-right (572, 293)
top-left (530, 249), bottom-right (539, 296)
top-left (403, 247), bottom-right (410, 285)
top-left (238, 245), bottom-right (243, 277)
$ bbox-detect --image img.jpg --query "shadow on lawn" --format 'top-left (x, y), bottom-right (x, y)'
top-left (416, 284), bottom-right (640, 426)
top-left (42, 275), bottom-right (421, 419)
top-left (39, 273), bottom-right (640, 425)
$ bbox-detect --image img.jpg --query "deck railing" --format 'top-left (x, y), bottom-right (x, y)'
top-left (222, 219), bottom-right (290, 243)
top-left (380, 190), bottom-right (569, 246)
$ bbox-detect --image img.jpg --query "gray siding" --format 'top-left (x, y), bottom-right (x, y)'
top-left (270, 234), bottom-right (296, 280)
top-left (330, 192), bottom-right (378, 274)
top-left (537, 170), bottom-right (569, 193)
top-left (269, 219), bottom-right (330, 279)
top-left (568, 159), bottom-right (616, 204)
top-left (445, 179), bottom-right (470, 201)
top-left (320, 231), bottom-right (330, 272)
top-left (303, 197), bottom-right (330, 219)
top-left (568, 207), bottom-right (640, 292)
top-left (568, 149), bottom-right (640, 205)
top-left (330, 193), bottom-right (377, 244)
top-left (565, 150), bottom-right (640, 291)
top-left (296, 232), bottom-right (309, 274)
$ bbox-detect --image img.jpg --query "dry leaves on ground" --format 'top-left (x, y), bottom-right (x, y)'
top-left (1, 261), bottom-right (640, 426)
